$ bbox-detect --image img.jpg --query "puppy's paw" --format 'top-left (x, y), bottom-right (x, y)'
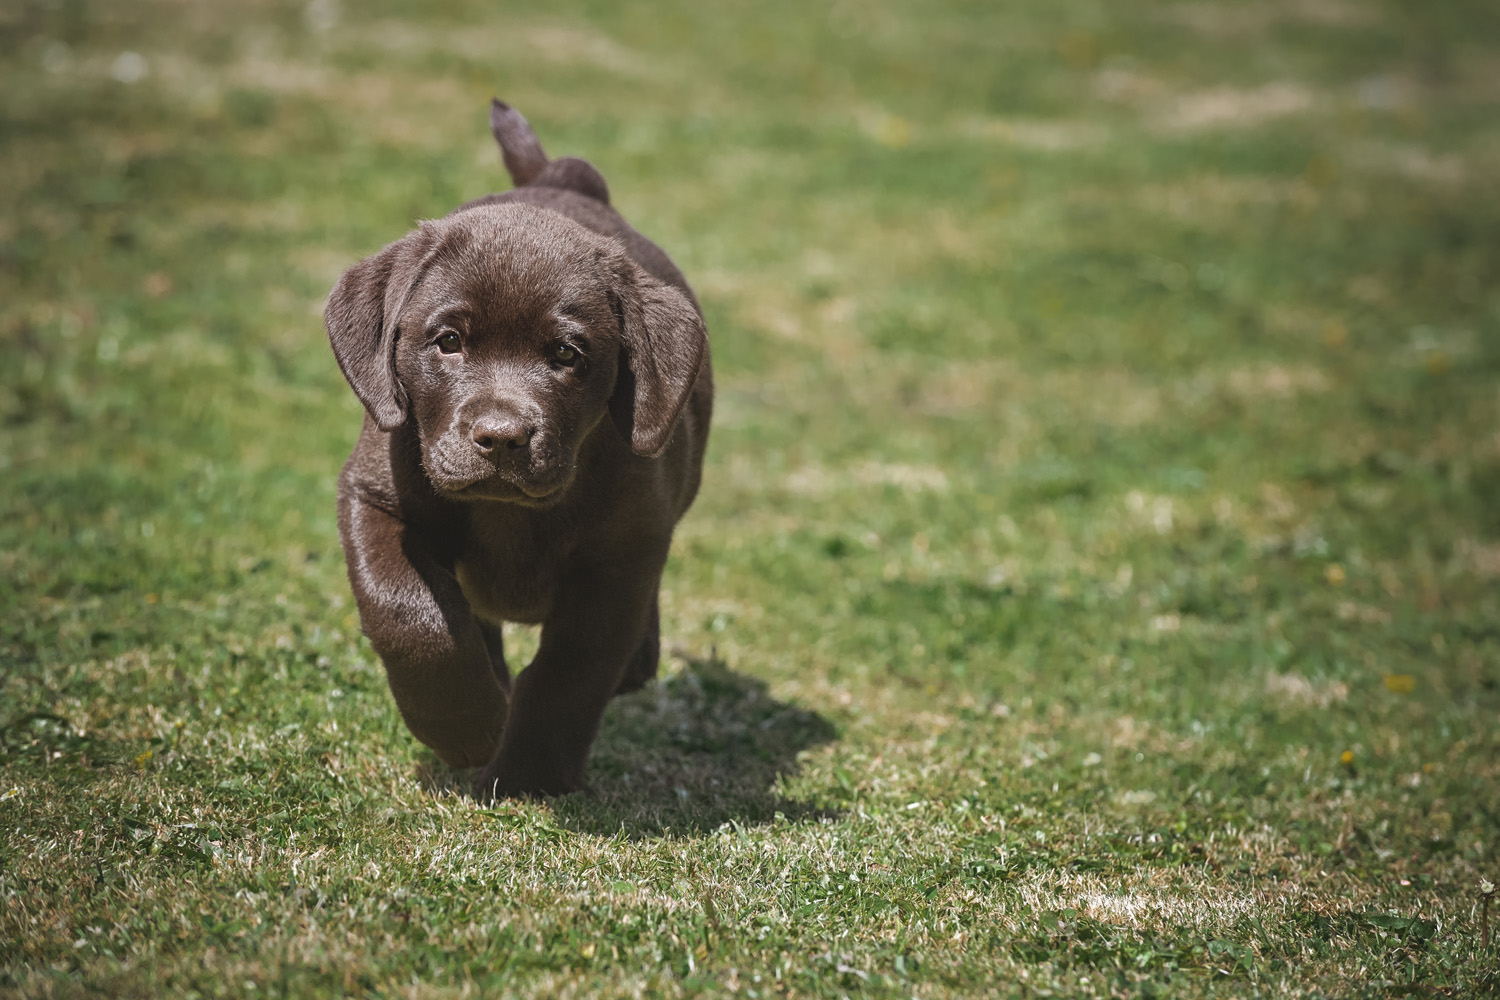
top-left (423, 730), bottom-right (504, 770)
top-left (473, 757), bottom-right (585, 801)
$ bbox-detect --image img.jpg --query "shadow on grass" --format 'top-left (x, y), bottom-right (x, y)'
top-left (555, 652), bottom-right (840, 837)
top-left (413, 653), bottom-right (840, 836)
top-left (0, 711), bottom-right (133, 770)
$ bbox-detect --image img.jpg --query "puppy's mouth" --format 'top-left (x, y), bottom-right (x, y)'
top-left (427, 462), bottom-right (577, 507)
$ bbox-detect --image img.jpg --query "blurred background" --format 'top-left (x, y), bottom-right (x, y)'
top-left (4, 0), bottom-right (1496, 651)
top-left (2, 0), bottom-right (1499, 991)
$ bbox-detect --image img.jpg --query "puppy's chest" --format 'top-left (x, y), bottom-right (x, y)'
top-left (452, 522), bottom-right (570, 625)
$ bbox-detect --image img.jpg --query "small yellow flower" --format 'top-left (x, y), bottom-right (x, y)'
top-left (1339, 750), bottom-right (1355, 766)
top-left (1325, 563), bottom-right (1346, 586)
top-left (133, 750), bottom-right (153, 769)
top-left (1383, 674), bottom-right (1416, 694)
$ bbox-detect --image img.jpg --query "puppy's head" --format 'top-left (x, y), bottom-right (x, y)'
top-left (326, 204), bottom-right (706, 506)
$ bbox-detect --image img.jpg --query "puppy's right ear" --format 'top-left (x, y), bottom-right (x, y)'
top-left (324, 229), bottom-right (439, 432)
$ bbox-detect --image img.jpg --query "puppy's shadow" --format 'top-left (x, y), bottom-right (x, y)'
top-left (412, 653), bottom-right (840, 836)
top-left (552, 652), bottom-right (839, 837)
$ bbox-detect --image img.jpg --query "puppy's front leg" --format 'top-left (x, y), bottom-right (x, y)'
top-left (340, 495), bottom-right (509, 768)
top-left (476, 561), bottom-right (659, 797)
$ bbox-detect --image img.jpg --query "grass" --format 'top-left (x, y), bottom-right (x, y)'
top-left (2, 0), bottom-right (1499, 995)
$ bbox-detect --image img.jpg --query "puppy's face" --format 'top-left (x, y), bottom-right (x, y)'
top-left (394, 217), bottom-right (622, 506)
top-left (326, 203), bottom-right (707, 506)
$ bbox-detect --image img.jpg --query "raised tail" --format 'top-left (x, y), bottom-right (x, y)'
top-left (489, 99), bottom-right (611, 205)
top-left (490, 99), bottom-right (550, 187)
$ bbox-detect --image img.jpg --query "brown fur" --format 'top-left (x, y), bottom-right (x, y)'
top-left (325, 101), bottom-right (711, 797)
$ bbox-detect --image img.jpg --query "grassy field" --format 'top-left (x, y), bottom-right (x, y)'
top-left (3, 0), bottom-right (1499, 995)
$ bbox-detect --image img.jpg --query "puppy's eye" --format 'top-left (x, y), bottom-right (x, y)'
top-left (436, 332), bottom-right (462, 354)
top-left (552, 343), bottom-right (578, 366)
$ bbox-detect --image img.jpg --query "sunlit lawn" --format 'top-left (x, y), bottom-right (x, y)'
top-left (3, 0), bottom-right (1499, 996)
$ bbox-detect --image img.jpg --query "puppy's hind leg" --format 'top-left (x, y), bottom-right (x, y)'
top-left (614, 594), bottom-right (660, 696)
top-left (478, 620), bottom-right (512, 691)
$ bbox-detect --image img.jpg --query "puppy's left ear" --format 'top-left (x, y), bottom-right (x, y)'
top-left (325, 227), bottom-right (441, 432)
top-left (609, 264), bottom-right (708, 458)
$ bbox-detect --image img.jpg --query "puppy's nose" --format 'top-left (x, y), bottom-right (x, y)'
top-left (471, 414), bottom-right (533, 453)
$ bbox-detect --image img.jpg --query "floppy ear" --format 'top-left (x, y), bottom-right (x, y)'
top-left (608, 264), bottom-right (708, 458)
top-left (324, 228), bottom-right (440, 432)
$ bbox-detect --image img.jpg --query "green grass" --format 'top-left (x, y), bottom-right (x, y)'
top-left (3, 0), bottom-right (1499, 995)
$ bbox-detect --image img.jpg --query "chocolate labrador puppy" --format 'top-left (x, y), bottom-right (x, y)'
top-left (325, 101), bottom-right (711, 798)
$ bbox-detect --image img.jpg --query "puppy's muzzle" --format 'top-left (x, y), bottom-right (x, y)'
top-left (470, 412), bottom-right (534, 454)
top-left (446, 404), bottom-right (572, 501)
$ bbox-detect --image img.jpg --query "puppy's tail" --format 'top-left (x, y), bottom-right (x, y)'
top-left (490, 99), bottom-right (550, 187)
top-left (490, 98), bottom-right (611, 205)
